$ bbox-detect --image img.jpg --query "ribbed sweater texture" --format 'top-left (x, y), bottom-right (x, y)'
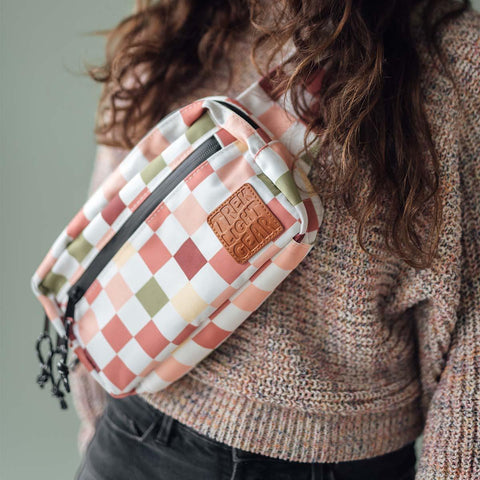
top-left (72, 6), bottom-right (480, 480)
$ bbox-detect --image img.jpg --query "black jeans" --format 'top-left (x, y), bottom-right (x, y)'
top-left (75, 394), bottom-right (417, 480)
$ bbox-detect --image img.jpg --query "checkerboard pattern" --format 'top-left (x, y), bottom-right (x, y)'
top-left (31, 71), bottom-right (325, 397)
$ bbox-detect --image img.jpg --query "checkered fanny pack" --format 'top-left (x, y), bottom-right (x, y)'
top-left (31, 70), bottom-right (324, 409)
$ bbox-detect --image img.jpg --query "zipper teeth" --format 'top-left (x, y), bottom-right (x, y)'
top-left (68, 136), bottom-right (221, 302)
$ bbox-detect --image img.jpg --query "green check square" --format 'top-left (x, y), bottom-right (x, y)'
top-left (258, 172), bottom-right (281, 196)
top-left (39, 272), bottom-right (67, 296)
top-left (141, 154), bottom-right (167, 185)
top-left (66, 233), bottom-right (93, 263)
top-left (136, 277), bottom-right (169, 317)
top-left (185, 112), bottom-right (215, 144)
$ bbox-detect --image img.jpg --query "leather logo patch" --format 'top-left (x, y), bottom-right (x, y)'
top-left (207, 183), bottom-right (284, 264)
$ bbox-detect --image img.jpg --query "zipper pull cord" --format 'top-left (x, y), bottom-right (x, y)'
top-left (35, 313), bottom-right (54, 389)
top-left (48, 295), bottom-right (76, 409)
top-left (58, 315), bottom-right (73, 393)
top-left (35, 286), bottom-right (82, 410)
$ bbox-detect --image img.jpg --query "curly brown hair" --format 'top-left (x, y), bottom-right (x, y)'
top-left (85, 0), bottom-right (470, 270)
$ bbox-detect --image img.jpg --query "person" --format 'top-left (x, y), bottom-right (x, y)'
top-left (72, 0), bottom-right (480, 479)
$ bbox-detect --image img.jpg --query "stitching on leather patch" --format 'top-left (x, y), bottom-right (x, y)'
top-left (207, 182), bottom-right (284, 264)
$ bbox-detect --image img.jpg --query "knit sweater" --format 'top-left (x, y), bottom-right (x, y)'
top-left (70, 6), bottom-right (480, 479)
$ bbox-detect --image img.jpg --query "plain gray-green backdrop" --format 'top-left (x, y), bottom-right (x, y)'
top-left (1, 2), bottom-right (132, 478)
top-left (1, 1), bottom-right (479, 479)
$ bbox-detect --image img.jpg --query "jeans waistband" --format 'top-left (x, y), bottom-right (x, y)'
top-left (106, 393), bottom-right (416, 474)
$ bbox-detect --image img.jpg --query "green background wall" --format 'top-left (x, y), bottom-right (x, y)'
top-left (1, 1), bottom-right (479, 479)
top-left (1, 2), bottom-right (132, 478)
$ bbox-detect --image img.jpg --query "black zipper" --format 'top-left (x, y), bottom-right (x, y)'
top-left (216, 100), bottom-right (260, 129)
top-left (66, 99), bottom-right (257, 307)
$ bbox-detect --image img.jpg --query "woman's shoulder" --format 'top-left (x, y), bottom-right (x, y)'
top-left (414, 6), bottom-right (480, 89)
top-left (434, 6), bottom-right (480, 78)
top-left (436, 5), bottom-right (480, 48)
top-left (414, 6), bottom-right (479, 135)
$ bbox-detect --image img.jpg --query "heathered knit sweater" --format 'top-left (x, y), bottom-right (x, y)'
top-left (70, 6), bottom-right (480, 479)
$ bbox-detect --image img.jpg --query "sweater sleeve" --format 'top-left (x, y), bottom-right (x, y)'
top-left (415, 166), bottom-right (480, 478)
top-left (415, 29), bottom-right (480, 477)
top-left (69, 143), bottom-right (130, 456)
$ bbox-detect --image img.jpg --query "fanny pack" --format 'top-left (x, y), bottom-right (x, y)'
top-left (31, 68), bottom-right (324, 409)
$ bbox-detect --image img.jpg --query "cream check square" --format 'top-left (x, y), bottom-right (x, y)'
top-left (113, 241), bottom-right (136, 268)
top-left (255, 148), bottom-right (289, 184)
top-left (50, 232), bottom-right (69, 258)
top-left (206, 141), bottom-right (241, 171)
top-left (170, 283), bottom-right (209, 323)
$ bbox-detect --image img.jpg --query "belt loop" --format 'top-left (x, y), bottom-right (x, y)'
top-left (154, 413), bottom-right (175, 446)
top-left (231, 447), bottom-right (243, 463)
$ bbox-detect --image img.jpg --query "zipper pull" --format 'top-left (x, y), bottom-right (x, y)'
top-left (58, 292), bottom-right (78, 394)
top-left (51, 288), bottom-right (82, 407)
top-left (35, 314), bottom-right (54, 389)
top-left (67, 285), bottom-right (84, 310)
